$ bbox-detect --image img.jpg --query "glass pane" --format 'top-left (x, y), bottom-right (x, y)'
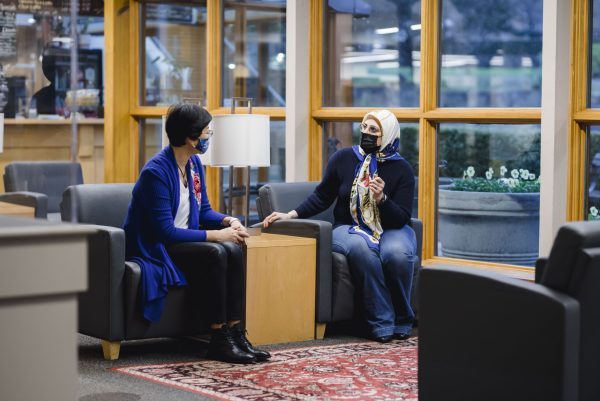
top-left (323, 0), bottom-right (421, 107)
top-left (587, 126), bottom-right (600, 219)
top-left (322, 121), bottom-right (419, 217)
top-left (590, 0), bottom-right (600, 107)
top-left (140, 1), bottom-right (207, 106)
top-left (437, 124), bottom-right (541, 267)
top-left (1, 8), bottom-right (104, 119)
top-left (139, 118), bottom-right (164, 168)
top-left (221, 120), bottom-right (285, 224)
top-left (439, 0), bottom-right (543, 107)
top-left (222, 1), bottom-right (286, 107)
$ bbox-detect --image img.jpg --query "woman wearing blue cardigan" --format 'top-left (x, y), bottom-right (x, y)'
top-left (124, 103), bottom-right (269, 364)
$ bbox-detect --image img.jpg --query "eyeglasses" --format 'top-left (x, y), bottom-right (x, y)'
top-left (360, 123), bottom-right (381, 135)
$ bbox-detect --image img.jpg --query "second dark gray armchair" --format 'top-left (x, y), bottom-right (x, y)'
top-left (256, 181), bottom-right (423, 331)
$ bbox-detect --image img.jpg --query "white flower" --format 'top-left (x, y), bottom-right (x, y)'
top-left (485, 171), bottom-right (493, 180)
top-left (500, 166), bottom-right (507, 177)
top-left (466, 166), bottom-right (475, 178)
top-left (520, 169), bottom-right (530, 180)
top-left (591, 206), bottom-right (599, 217)
top-left (488, 167), bottom-right (493, 173)
top-left (508, 178), bottom-right (518, 188)
top-left (529, 173), bottom-right (535, 180)
top-left (511, 169), bottom-right (519, 179)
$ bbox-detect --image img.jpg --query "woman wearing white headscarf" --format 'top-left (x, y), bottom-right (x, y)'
top-left (264, 110), bottom-right (417, 343)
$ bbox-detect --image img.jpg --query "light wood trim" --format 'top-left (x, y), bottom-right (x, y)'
top-left (308, 118), bottom-right (322, 180)
top-left (101, 340), bottom-right (121, 360)
top-left (423, 108), bottom-right (541, 123)
top-left (4, 118), bottom-right (104, 125)
top-left (209, 107), bottom-right (285, 119)
top-left (130, 0), bottom-right (140, 111)
top-left (0, 201), bottom-right (35, 218)
top-left (312, 108), bottom-right (420, 121)
top-left (417, 0), bottom-right (439, 261)
top-left (105, 0), bottom-right (134, 183)
top-left (308, 0), bottom-right (324, 180)
top-left (568, 0), bottom-right (590, 221)
top-left (246, 232), bottom-right (315, 248)
top-left (573, 109), bottom-right (600, 122)
top-left (205, 0), bottom-right (223, 208)
top-left (423, 257), bottom-right (535, 281)
top-left (130, 106), bottom-right (169, 117)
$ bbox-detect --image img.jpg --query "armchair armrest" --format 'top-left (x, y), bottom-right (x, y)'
top-left (0, 191), bottom-right (48, 218)
top-left (535, 257), bottom-right (548, 283)
top-left (78, 224), bottom-right (126, 341)
top-left (418, 266), bottom-right (579, 401)
top-left (263, 219), bottom-right (333, 323)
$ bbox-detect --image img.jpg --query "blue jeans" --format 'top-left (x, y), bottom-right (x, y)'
top-left (332, 224), bottom-right (417, 338)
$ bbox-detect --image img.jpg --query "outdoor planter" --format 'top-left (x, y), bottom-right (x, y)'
top-left (438, 188), bottom-right (540, 266)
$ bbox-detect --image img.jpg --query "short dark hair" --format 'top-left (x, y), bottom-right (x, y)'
top-left (165, 103), bottom-right (212, 147)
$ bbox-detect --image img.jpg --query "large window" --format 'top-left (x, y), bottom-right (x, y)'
top-left (323, 0), bottom-right (421, 107)
top-left (439, 0), bottom-right (543, 107)
top-left (437, 124), bottom-right (541, 266)
top-left (590, 0), bottom-right (600, 107)
top-left (140, 1), bottom-right (207, 106)
top-left (222, 0), bottom-right (286, 107)
top-left (0, 4), bottom-right (104, 119)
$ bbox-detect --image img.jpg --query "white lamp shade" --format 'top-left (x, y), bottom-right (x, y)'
top-left (0, 113), bottom-right (3, 153)
top-left (209, 114), bottom-right (270, 167)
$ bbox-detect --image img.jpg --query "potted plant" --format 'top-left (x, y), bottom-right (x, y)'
top-left (438, 166), bottom-right (540, 266)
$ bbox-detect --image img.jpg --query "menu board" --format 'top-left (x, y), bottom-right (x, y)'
top-left (0, 4), bottom-right (17, 59)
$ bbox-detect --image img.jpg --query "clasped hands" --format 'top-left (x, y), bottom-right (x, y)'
top-left (209, 217), bottom-right (249, 245)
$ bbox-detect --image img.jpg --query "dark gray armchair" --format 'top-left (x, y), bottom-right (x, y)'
top-left (2, 161), bottom-right (83, 220)
top-left (419, 221), bottom-right (600, 401)
top-left (255, 181), bottom-right (423, 335)
top-left (61, 183), bottom-right (212, 360)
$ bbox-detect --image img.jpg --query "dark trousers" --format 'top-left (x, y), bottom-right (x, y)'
top-left (167, 241), bottom-right (245, 324)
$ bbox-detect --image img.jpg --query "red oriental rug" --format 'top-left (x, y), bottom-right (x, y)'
top-left (113, 338), bottom-right (418, 401)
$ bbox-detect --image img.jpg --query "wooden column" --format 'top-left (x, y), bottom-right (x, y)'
top-left (104, 0), bottom-right (135, 183)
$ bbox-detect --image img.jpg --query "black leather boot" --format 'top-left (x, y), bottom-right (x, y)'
top-left (231, 324), bottom-right (271, 361)
top-left (206, 325), bottom-right (256, 364)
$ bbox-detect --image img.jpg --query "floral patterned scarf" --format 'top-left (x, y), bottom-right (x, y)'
top-left (349, 110), bottom-right (402, 250)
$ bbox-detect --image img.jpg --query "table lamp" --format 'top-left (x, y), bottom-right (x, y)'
top-left (210, 99), bottom-right (270, 226)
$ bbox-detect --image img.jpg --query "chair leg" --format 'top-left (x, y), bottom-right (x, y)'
top-left (101, 340), bottom-right (121, 360)
top-left (315, 323), bottom-right (327, 340)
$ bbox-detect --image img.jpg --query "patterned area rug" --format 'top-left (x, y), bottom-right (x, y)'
top-left (113, 338), bottom-right (418, 401)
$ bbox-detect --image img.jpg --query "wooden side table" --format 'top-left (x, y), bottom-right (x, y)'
top-left (0, 201), bottom-right (34, 218)
top-left (244, 231), bottom-right (317, 345)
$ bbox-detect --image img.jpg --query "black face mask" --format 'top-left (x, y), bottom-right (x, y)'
top-left (360, 132), bottom-right (380, 154)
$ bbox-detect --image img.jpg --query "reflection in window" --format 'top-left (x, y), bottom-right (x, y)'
top-left (221, 121), bottom-right (285, 224)
top-left (139, 118), bottom-right (164, 168)
top-left (437, 124), bottom-right (541, 266)
top-left (322, 121), bottom-right (419, 216)
top-left (324, 0), bottom-right (421, 107)
top-left (222, 1), bottom-right (286, 107)
top-left (0, 7), bottom-right (104, 119)
top-left (590, 0), bottom-right (600, 107)
top-left (587, 126), bottom-right (600, 219)
top-left (439, 0), bottom-right (543, 107)
top-left (140, 1), bottom-right (207, 106)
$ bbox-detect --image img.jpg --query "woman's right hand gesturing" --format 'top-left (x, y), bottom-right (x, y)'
top-left (263, 211), bottom-right (297, 228)
top-left (207, 227), bottom-right (249, 244)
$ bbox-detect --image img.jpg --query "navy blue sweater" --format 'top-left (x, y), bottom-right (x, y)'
top-left (295, 147), bottom-right (415, 229)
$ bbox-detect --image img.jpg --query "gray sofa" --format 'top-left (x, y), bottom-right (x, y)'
top-left (61, 183), bottom-right (213, 359)
top-left (255, 181), bottom-right (423, 329)
top-left (419, 221), bottom-right (600, 401)
top-left (2, 161), bottom-right (83, 220)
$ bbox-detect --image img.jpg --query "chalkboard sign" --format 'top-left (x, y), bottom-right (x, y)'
top-left (0, 4), bottom-right (17, 59)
